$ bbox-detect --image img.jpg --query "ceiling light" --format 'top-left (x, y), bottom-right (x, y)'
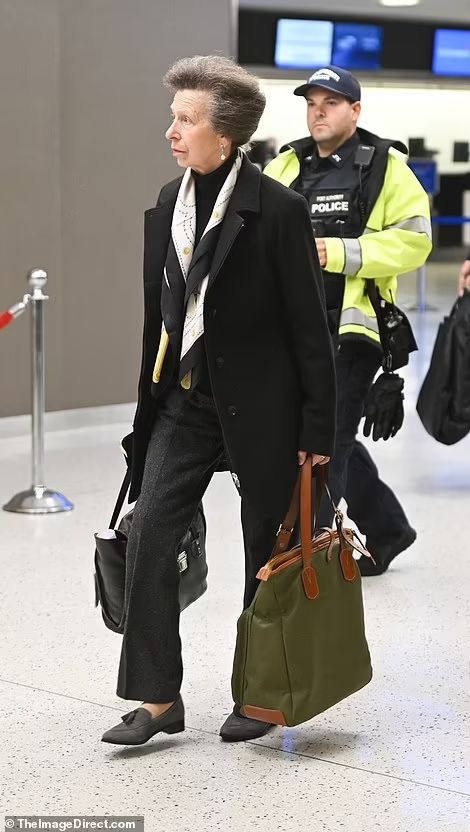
top-left (380, 0), bottom-right (421, 6)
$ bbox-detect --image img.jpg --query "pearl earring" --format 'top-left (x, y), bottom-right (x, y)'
top-left (220, 145), bottom-right (226, 161)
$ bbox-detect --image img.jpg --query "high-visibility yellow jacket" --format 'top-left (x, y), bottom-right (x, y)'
top-left (264, 141), bottom-right (433, 346)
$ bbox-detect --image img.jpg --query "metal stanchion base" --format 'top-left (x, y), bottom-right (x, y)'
top-left (3, 486), bottom-right (74, 514)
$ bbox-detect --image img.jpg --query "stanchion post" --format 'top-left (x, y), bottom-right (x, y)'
top-left (417, 265), bottom-right (426, 312)
top-left (407, 263), bottom-right (437, 313)
top-left (3, 268), bottom-right (74, 514)
top-left (31, 269), bottom-right (46, 490)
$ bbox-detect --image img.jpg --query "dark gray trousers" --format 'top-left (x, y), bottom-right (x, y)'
top-left (116, 384), bottom-right (280, 702)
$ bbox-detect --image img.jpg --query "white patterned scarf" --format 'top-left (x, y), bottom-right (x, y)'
top-left (153, 149), bottom-right (242, 390)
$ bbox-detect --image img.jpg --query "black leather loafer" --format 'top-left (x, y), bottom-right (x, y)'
top-left (220, 705), bottom-right (274, 742)
top-left (102, 695), bottom-right (185, 745)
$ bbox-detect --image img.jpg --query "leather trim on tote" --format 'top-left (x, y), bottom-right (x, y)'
top-left (256, 528), bottom-right (356, 581)
top-left (242, 705), bottom-right (287, 726)
top-left (340, 547), bottom-right (357, 581)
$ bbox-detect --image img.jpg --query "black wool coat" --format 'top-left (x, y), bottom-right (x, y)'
top-left (128, 156), bottom-right (336, 520)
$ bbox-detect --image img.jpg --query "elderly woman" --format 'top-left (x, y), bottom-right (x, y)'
top-left (102, 55), bottom-right (336, 746)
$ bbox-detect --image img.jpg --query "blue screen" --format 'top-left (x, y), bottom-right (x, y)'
top-left (433, 29), bottom-right (470, 76)
top-left (332, 23), bottom-right (383, 70)
top-left (274, 19), bottom-right (333, 69)
top-left (408, 161), bottom-right (438, 195)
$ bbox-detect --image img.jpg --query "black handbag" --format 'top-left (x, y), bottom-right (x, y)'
top-left (416, 292), bottom-right (470, 445)
top-left (94, 468), bottom-right (208, 633)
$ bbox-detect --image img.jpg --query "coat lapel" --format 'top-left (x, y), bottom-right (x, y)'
top-left (207, 156), bottom-right (261, 292)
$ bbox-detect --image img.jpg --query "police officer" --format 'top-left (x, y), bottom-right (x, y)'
top-left (264, 66), bottom-right (433, 575)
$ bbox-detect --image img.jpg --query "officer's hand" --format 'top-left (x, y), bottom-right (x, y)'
top-left (315, 238), bottom-right (327, 267)
top-left (363, 373), bottom-right (404, 441)
top-left (298, 451), bottom-right (330, 466)
top-left (458, 259), bottom-right (470, 296)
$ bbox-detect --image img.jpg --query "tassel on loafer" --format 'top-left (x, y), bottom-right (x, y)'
top-left (101, 695), bottom-right (185, 745)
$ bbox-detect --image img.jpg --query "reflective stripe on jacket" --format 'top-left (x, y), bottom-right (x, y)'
top-left (264, 146), bottom-right (433, 346)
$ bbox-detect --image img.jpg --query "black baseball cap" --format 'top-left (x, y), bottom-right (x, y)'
top-left (294, 65), bottom-right (361, 102)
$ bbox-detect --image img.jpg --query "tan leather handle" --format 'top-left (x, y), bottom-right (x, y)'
top-left (270, 474), bottom-right (300, 557)
top-left (271, 459), bottom-right (354, 598)
top-left (300, 459), bottom-right (311, 567)
top-left (300, 459), bottom-right (326, 570)
top-left (300, 458), bottom-right (326, 599)
top-left (271, 457), bottom-right (327, 560)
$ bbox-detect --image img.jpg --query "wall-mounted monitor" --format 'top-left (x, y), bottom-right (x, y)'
top-left (238, 9), bottom-right (438, 75)
top-left (274, 18), bottom-right (385, 72)
top-left (332, 23), bottom-right (384, 70)
top-left (432, 29), bottom-right (470, 76)
top-left (274, 18), bottom-right (333, 69)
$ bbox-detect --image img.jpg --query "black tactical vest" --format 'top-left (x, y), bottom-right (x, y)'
top-left (282, 128), bottom-right (407, 321)
top-left (294, 135), bottom-right (368, 239)
top-left (286, 128), bottom-right (407, 239)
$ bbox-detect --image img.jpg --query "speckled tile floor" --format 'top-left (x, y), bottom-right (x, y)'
top-left (0, 264), bottom-right (469, 831)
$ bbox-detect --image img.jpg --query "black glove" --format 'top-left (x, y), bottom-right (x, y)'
top-left (363, 372), bottom-right (404, 441)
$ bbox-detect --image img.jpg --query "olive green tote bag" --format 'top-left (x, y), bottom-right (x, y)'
top-left (232, 459), bottom-right (373, 727)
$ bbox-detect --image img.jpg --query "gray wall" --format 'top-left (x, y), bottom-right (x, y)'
top-left (0, 0), bottom-right (61, 418)
top-left (0, 0), bottom-right (235, 416)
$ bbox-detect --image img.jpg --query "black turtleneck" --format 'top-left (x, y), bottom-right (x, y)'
top-left (193, 151), bottom-right (236, 246)
top-left (191, 150), bottom-right (237, 394)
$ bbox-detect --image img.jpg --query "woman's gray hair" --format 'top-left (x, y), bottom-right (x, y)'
top-left (163, 55), bottom-right (266, 147)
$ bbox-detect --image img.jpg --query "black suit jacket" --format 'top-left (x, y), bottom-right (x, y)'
top-left (129, 156), bottom-right (336, 519)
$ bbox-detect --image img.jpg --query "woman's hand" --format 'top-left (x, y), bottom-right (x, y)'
top-left (297, 451), bottom-right (330, 466)
top-left (315, 238), bottom-right (327, 267)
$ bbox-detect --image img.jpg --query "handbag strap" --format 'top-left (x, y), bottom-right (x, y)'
top-left (271, 476), bottom-right (300, 556)
top-left (109, 468), bottom-right (131, 529)
top-left (367, 280), bottom-right (390, 337)
top-left (366, 281), bottom-right (393, 369)
top-left (272, 458), bottom-right (371, 581)
top-left (366, 279), bottom-right (380, 312)
top-left (299, 460), bottom-right (328, 598)
top-left (271, 459), bottom-right (327, 558)
top-left (300, 461), bottom-right (326, 568)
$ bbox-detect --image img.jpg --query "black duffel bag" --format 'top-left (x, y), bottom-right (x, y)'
top-left (94, 444), bottom-right (208, 633)
top-left (416, 291), bottom-right (470, 445)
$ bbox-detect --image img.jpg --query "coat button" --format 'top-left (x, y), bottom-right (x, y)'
top-left (216, 356), bottom-right (224, 368)
top-left (212, 308), bottom-right (217, 318)
top-left (227, 405), bottom-right (237, 416)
